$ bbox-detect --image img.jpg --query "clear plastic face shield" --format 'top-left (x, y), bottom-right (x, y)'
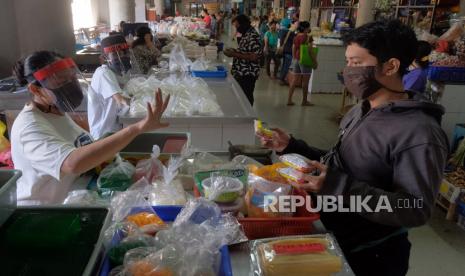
top-left (103, 43), bottom-right (141, 78)
top-left (32, 58), bottom-right (89, 113)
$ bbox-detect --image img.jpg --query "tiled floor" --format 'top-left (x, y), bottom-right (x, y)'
top-left (252, 71), bottom-right (465, 276)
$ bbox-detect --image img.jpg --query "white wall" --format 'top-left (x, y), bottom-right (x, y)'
top-left (0, 0), bottom-right (76, 78)
top-left (0, 0), bottom-right (19, 78)
top-left (14, 0), bottom-right (76, 58)
top-left (95, 0), bottom-right (110, 24)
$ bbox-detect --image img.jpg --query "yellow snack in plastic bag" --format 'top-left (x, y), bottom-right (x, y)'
top-left (254, 120), bottom-right (273, 138)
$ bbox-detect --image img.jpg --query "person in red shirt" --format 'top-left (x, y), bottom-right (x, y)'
top-left (201, 9), bottom-right (212, 29)
top-left (287, 21), bottom-right (316, 106)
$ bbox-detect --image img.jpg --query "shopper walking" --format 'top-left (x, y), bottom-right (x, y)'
top-left (259, 20), bottom-right (448, 276)
top-left (287, 21), bottom-right (316, 106)
top-left (264, 21), bottom-right (281, 79)
top-left (278, 22), bottom-right (296, 85)
top-left (224, 15), bottom-right (262, 106)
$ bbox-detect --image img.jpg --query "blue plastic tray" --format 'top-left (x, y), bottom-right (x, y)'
top-left (191, 66), bottom-right (227, 78)
top-left (428, 66), bottom-right (465, 83)
top-left (99, 205), bottom-right (232, 276)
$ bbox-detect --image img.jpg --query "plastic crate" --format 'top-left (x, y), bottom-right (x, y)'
top-left (191, 66), bottom-right (227, 78)
top-left (428, 66), bottom-right (465, 83)
top-left (99, 205), bottom-right (232, 276)
top-left (193, 185), bottom-right (320, 240)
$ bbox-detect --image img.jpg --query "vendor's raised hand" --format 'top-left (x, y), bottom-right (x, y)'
top-left (137, 88), bottom-right (170, 133)
top-left (259, 128), bottom-right (290, 152)
top-left (290, 161), bottom-right (327, 193)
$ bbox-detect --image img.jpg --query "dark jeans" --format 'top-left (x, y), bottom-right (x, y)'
top-left (265, 50), bottom-right (281, 77)
top-left (346, 233), bottom-right (411, 276)
top-left (280, 53), bottom-right (293, 81)
top-left (234, 75), bottom-right (257, 106)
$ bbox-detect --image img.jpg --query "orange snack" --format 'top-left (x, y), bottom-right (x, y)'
top-left (126, 212), bottom-right (165, 228)
top-left (129, 261), bottom-right (173, 276)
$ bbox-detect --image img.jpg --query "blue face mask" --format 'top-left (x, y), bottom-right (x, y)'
top-left (109, 56), bottom-right (131, 74)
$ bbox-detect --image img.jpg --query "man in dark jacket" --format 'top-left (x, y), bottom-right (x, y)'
top-left (260, 20), bottom-right (449, 276)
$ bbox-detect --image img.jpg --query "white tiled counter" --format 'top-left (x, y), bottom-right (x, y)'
top-left (309, 44), bottom-right (346, 94)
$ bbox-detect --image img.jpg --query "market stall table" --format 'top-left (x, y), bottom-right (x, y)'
top-left (118, 75), bottom-right (257, 151)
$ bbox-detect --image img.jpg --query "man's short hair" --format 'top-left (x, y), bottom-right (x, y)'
top-left (342, 20), bottom-right (418, 76)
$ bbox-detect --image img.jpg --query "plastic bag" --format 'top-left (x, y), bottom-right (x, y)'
top-left (134, 145), bottom-right (164, 183)
top-left (245, 173), bottom-right (293, 218)
top-left (97, 155), bottom-right (135, 198)
top-left (203, 173), bottom-right (244, 203)
top-left (63, 190), bottom-right (108, 205)
top-left (173, 198), bottom-right (222, 226)
top-left (111, 190), bottom-right (166, 235)
top-left (250, 234), bottom-right (353, 276)
top-left (169, 44), bottom-right (191, 72)
top-left (279, 153), bottom-right (313, 173)
top-left (108, 234), bottom-right (157, 266)
top-left (193, 152), bottom-right (248, 195)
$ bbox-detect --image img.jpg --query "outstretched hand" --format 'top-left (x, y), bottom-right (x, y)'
top-left (137, 88), bottom-right (170, 133)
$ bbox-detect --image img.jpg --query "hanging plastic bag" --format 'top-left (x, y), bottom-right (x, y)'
top-left (169, 44), bottom-right (191, 72)
top-left (134, 145), bottom-right (164, 183)
top-left (97, 155), bottom-right (135, 198)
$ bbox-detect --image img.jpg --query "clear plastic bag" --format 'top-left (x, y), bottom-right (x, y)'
top-left (110, 190), bottom-right (166, 235)
top-left (250, 234), bottom-right (353, 276)
top-left (439, 22), bottom-right (465, 42)
top-left (279, 153), bottom-right (313, 173)
top-left (97, 155), bottom-right (135, 198)
top-left (245, 173), bottom-right (293, 218)
top-left (108, 234), bottom-right (157, 266)
top-left (134, 145), bottom-right (164, 183)
top-left (63, 190), bottom-right (108, 205)
top-left (203, 172), bottom-right (244, 203)
top-left (173, 198), bottom-right (222, 226)
top-left (169, 44), bottom-right (191, 72)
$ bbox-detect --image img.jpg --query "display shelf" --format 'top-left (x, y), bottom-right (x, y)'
top-left (310, 0), bottom-right (359, 28)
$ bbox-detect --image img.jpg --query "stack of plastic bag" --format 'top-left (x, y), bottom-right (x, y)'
top-left (169, 44), bottom-right (191, 72)
top-left (127, 74), bottom-right (223, 117)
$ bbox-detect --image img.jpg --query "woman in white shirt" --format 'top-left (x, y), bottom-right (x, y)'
top-left (11, 50), bottom-right (169, 205)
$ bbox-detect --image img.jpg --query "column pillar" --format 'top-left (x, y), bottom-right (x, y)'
top-left (355, 0), bottom-right (375, 27)
top-left (109, 0), bottom-right (135, 29)
top-left (300, 0), bottom-right (310, 22)
top-left (154, 0), bottom-right (164, 18)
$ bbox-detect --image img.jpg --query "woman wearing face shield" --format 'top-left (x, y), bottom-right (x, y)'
top-left (258, 20), bottom-right (448, 276)
top-left (11, 51), bottom-right (169, 205)
top-left (88, 34), bottom-right (135, 140)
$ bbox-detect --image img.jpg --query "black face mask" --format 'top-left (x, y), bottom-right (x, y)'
top-left (50, 78), bottom-right (84, 112)
top-left (110, 56), bottom-right (132, 74)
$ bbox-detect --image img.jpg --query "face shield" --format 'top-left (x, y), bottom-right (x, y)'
top-left (32, 58), bottom-right (89, 113)
top-left (103, 43), bottom-right (141, 77)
